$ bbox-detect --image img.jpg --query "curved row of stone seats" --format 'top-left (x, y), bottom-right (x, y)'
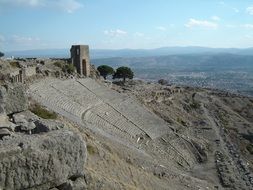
top-left (49, 94), bottom-right (85, 118)
top-left (30, 81), bottom-right (86, 118)
top-left (152, 140), bottom-right (190, 168)
top-left (77, 79), bottom-right (128, 102)
top-left (30, 78), bottom-right (171, 140)
top-left (77, 78), bottom-right (103, 91)
top-left (29, 78), bottom-right (57, 92)
top-left (91, 103), bottom-right (145, 138)
top-left (83, 110), bottom-right (132, 140)
top-left (113, 98), bottom-right (170, 139)
top-left (93, 88), bottom-right (127, 102)
top-left (167, 138), bottom-right (193, 163)
top-left (50, 80), bottom-right (102, 109)
top-left (31, 91), bottom-right (82, 125)
top-left (76, 78), bottom-right (170, 139)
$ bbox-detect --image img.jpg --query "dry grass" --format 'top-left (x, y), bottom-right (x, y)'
top-left (30, 104), bottom-right (57, 119)
top-left (10, 61), bottom-right (20, 68)
top-left (87, 144), bottom-right (98, 155)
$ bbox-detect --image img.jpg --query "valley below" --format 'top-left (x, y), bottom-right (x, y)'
top-left (92, 53), bottom-right (253, 97)
top-left (27, 77), bottom-right (253, 189)
top-left (0, 57), bottom-right (252, 189)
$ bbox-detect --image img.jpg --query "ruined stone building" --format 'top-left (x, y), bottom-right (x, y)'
top-left (10, 69), bottom-right (24, 83)
top-left (1, 64), bottom-right (37, 84)
top-left (9, 66), bottom-right (37, 83)
top-left (70, 45), bottom-right (90, 77)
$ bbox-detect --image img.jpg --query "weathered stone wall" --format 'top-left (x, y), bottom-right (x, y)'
top-left (70, 45), bottom-right (90, 77)
top-left (0, 83), bottom-right (28, 115)
top-left (9, 69), bottom-right (24, 83)
top-left (25, 66), bottom-right (36, 77)
top-left (0, 130), bottom-right (87, 190)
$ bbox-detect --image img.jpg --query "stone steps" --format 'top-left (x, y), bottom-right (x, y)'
top-left (115, 98), bottom-right (170, 139)
top-left (29, 78), bottom-right (172, 141)
top-left (51, 80), bottom-right (102, 109)
top-left (77, 78), bottom-right (103, 91)
top-left (30, 83), bottom-right (86, 118)
top-left (91, 103), bottom-right (144, 138)
top-left (84, 110), bottom-right (132, 140)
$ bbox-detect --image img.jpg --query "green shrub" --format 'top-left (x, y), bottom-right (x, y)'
top-left (30, 104), bottom-right (57, 119)
top-left (190, 101), bottom-right (201, 109)
top-left (53, 61), bottom-right (64, 68)
top-left (0, 51), bottom-right (4, 57)
top-left (218, 111), bottom-right (229, 127)
top-left (177, 117), bottom-right (187, 126)
top-left (246, 144), bottom-right (253, 154)
top-left (62, 64), bottom-right (75, 74)
top-left (10, 61), bottom-right (20, 68)
top-left (54, 61), bottom-right (75, 74)
top-left (97, 65), bottom-right (114, 80)
top-left (87, 144), bottom-right (98, 155)
top-left (113, 66), bottom-right (134, 82)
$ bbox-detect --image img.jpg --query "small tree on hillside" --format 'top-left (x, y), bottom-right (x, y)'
top-left (97, 65), bottom-right (114, 80)
top-left (0, 52), bottom-right (4, 58)
top-left (113, 66), bottom-right (134, 82)
top-left (63, 64), bottom-right (75, 74)
top-left (158, 79), bottom-right (168, 85)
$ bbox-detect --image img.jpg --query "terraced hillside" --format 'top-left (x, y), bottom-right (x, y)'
top-left (28, 78), bottom-right (253, 189)
top-left (28, 78), bottom-right (170, 144)
top-left (28, 78), bottom-right (217, 189)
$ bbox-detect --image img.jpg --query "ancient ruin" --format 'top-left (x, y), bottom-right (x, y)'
top-left (10, 69), bottom-right (24, 83)
top-left (29, 78), bottom-right (170, 141)
top-left (9, 66), bottom-right (36, 83)
top-left (70, 45), bottom-right (90, 77)
top-left (0, 49), bottom-right (253, 189)
top-left (0, 83), bottom-right (87, 190)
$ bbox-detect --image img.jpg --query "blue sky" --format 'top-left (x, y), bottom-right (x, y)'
top-left (1, 0), bottom-right (253, 51)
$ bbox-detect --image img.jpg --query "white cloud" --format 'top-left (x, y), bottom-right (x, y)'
top-left (104, 29), bottom-right (127, 37)
top-left (156, 26), bottom-right (167, 31)
top-left (51, 0), bottom-right (83, 13)
top-left (233, 8), bottom-right (239, 13)
top-left (0, 0), bottom-right (42, 7)
top-left (0, 0), bottom-right (83, 13)
top-left (242, 24), bottom-right (253, 29)
top-left (219, 2), bottom-right (239, 13)
top-left (211, 16), bottom-right (220, 21)
top-left (0, 34), bottom-right (42, 50)
top-left (185, 18), bottom-right (218, 29)
top-left (10, 35), bottom-right (40, 45)
top-left (246, 6), bottom-right (253, 15)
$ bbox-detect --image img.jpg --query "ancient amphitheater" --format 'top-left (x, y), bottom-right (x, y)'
top-left (28, 78), bottom-right (171, 144)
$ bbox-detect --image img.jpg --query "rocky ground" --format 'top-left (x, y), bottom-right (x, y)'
top-left (47, 79), bottom-right (253, 190)
top-left (0, 58), bottom-right (253, 189)
top-left (0, 83), bottom-right (87, 190)
top-left (112, 80), bottom-right (253, 190)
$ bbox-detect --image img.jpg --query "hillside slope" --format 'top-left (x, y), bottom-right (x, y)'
top-left (28, 78), bottom-right (253, 189)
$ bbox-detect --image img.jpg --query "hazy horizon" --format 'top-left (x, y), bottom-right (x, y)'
top-left (4, 45), bottom-right (253, 53)
top-left (1, 0), bottom-right (253, 51)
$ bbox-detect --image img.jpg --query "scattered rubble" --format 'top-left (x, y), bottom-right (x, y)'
top-left (0, 81), bottom-right (87, 190)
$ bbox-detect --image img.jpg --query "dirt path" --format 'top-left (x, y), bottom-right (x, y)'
top-left (202, 103), bottom-right (253, 189)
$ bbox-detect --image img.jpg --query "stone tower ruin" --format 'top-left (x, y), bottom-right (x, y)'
top-left (70, 45), bottom-right (90, 77)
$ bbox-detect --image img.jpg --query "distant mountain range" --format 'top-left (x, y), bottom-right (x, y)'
top-left (4, 46), bottom-right (253, 96)
top-left (4, 46), bottom-right (253, 59)
top-left (92, 53), bottom-right (253, 69)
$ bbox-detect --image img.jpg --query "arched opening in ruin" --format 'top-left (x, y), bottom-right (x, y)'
top-left (82, 59), bottom-right (87, 76)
